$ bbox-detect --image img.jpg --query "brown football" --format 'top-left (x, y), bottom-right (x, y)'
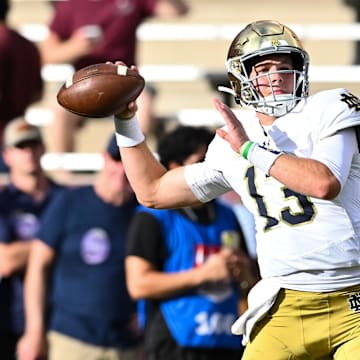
top-left (56, 63), bottom-right (145, 118)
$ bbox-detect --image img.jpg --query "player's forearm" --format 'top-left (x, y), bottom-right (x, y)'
top-left (120, 142), bottom-right (167, 205)
top-left (23, 241), bottom-right (53, 336)
top-left (269, 154), bottom-right (340, 199)
top-left (120, 143), bottom-right (199, 208)
top-left (0, 242), bottom-right (31, 277)
top-left (128, 267), bottom-right (214, 300)
top-left (23, 266), bottom-right (47, 336)
top-left (128, 252), bottom-right (234, 300)
top-left (40, 34), bottom-right (86, 65)
top-left (41, 43), bottom-right (81, 65)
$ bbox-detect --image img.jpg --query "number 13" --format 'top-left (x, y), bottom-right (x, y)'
top-left (245, 166), bottom-right (316, 232)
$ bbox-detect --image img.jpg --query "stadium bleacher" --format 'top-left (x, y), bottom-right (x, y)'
top-left (6, 0), bottom-right (360, 175)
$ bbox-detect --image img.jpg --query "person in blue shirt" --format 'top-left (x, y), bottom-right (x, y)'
top-left (17, 135), bottom-right (143, 360)
top-left (125, 125), bottom-right (259, 360)
top-left (0, 117), bottom-right (64, 360)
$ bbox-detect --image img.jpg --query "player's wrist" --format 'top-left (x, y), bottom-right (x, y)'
top-left (114, 115), bottom-right (145, 147)
top-left (239, 140), bottom-right (255, 159)
top-left (240, 141), bottom-right (283, 175)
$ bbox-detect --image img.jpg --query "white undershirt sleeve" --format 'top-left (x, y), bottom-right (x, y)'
top-left (184, 162), bottom-right (232, 203)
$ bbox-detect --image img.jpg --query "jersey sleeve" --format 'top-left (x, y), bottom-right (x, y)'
top-left (312, 127), bottom-right (358, 186)
top-left (126, 211), bottom-right (166, 269)
top-left (184, 161), bottom-right (233, 203)
top-left (305, 89), bottom-right (360, 186)
top-left (313, 88), bottom-right (360, 139)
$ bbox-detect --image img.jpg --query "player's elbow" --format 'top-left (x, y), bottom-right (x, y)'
top-left (0, 262), bottom-right (13, 278)
top-left (126, 281), bottom-right (149, 300)
top-left (135, 194), bottom-right (164, 209)
top-left (127, 287), bottom-right (143, 301)
top-left (136, 196), bottom-right (155, 209)
top-left (314, 176), bottom-right (341, 200)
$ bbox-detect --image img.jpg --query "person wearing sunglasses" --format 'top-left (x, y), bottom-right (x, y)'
top-left (0, 117), bottom-right (65, 360)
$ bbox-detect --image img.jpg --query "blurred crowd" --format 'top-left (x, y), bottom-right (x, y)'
top-left (3, 0), bottom-right (359, 359)
top-left (0, 1), bottom-right (259, 360)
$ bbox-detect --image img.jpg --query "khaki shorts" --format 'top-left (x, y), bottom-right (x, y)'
top-left (242, 284), bottom-right (360, 360)
top-left (47, 331), bottom-right (143, 360)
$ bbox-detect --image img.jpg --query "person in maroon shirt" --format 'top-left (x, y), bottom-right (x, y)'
top-left (41, 0), bottom-right (188, 153)
top-left (0, 0), bottom-right (43, 146)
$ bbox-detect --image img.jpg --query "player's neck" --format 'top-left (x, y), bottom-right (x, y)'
top-left (257, 112), bottom-right (277, 126)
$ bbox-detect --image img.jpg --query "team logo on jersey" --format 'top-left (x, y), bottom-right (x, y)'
top-left (81, 228), bottom-right (111, 265)
top-left (348, 292), bottom-right (360, 313)
top-left (340, 92), bottom-right (360, 112)
top-left (12, 212), bottom-right (39, 240)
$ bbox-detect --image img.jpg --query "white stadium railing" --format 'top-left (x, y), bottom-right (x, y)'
top-left (19, 22), bottom-right (360, 43)
top-left (39, 63), bottom-right (360, 84)
top-left (18, 22), bottom-right (360, 172)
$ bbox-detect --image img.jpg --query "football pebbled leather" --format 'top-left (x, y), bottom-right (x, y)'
top-left (57, 63), bottom-right (145, 118)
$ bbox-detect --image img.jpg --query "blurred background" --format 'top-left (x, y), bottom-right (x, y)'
top-left (7, 0), bottom-right (360, 179)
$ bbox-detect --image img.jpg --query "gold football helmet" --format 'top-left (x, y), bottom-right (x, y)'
top-left (224, 20), bottom-right (309, 117)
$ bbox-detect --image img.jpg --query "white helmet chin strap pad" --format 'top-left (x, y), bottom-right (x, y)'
top-left (255, 94), bottom-right (298, 117)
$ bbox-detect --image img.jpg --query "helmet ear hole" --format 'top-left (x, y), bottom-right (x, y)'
top-left (242, 89), bottom-right (253, 102)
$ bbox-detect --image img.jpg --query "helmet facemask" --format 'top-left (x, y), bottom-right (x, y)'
top-left (224, 21), bottom-right (310, 117)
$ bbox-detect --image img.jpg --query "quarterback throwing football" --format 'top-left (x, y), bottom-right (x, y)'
top-left (113, 20), bottom-right (360, 359)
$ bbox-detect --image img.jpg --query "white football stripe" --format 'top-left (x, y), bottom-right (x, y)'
top-left (65, 75), bottom-right (74, 88)
top-left (116, 65), bottom-right (128, 75)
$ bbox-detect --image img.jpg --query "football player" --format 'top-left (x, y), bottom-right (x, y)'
top-left (113, 20), bottom-right (360, 359)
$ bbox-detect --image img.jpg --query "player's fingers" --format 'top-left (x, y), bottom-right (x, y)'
top-left (216, 127), bottom-right (228, 141)
top-left (113, 60), bottom-right (127, 66)
top-left (213, 98), bottom-right (239, 127)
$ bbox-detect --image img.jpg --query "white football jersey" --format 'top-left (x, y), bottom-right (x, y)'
top-left (186, 88), bottom-right (360, 291)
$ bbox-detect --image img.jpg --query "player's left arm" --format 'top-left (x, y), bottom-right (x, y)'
top-left (215, 98), bottom-right (358, 200)
top-left (268, 128), bottom-right (356, 200)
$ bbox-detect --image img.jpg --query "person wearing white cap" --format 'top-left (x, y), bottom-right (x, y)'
top-left (0, 117), bottom-right (65, 360)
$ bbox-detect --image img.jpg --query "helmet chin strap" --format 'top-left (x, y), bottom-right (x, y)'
top-left (255, 94), bottom-right (298, 117)
top-left (216, 86), bottom-right (298, 115)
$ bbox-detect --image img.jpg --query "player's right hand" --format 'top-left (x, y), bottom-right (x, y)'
top-left (16, 332), bottom-right (47, 360)
top-left (111, 61), bottom-right (140, 120)
top-left (214, 98), bottom-right (250, 154)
